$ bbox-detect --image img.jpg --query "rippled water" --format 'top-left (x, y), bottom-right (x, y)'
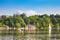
top-left (0, 29), bottom-right (60, 40)
top-left (0, 34), bottom-right (60, 40)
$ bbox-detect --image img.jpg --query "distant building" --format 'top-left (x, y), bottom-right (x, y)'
top-left (25, 24), bottom-right (36, 33)
top-left (25, 24), bottom-right (36, 31)
top-left (0, 27), bottom-right (5, 30)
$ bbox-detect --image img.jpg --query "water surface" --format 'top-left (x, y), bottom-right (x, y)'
top-left (0, 29), bottom-right (60, 40)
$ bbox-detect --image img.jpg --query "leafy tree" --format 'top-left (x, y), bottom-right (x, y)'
top-left (0, 23), bottom-right (2, 27)
top-left (15, 23), bottom-right (21, 28)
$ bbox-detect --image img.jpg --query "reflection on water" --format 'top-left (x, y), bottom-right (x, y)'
top-left (0, 35), bottom-right (13, 40)
top-left (0, 34), bottom-right (60, 40)
top-left (0, 29), bottom-right (60, 40)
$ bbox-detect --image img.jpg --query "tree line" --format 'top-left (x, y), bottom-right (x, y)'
top-left (0, 13), bottom-right (60, 29)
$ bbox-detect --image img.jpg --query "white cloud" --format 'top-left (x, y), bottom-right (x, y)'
top-left (17, 10), bottom-right (39, 16)
top-left (17, 10), bottom-right (24, 14)
top-left (25, 10), bottom-right (39, 16)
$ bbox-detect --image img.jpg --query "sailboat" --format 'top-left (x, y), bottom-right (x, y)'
top-left (48, 24), bottom-right (52, 40)
top-left (49, 24), bottom-right (51, 34)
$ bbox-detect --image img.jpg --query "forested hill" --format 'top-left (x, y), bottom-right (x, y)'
top-left (0, 13), bottom-right (60, 28)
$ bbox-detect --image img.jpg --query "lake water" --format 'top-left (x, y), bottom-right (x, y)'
top-left (0, 29), bottom-right (60, 40)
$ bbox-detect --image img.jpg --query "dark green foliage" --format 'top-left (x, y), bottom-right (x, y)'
top-left (0, 13), bottom-right (60, 29)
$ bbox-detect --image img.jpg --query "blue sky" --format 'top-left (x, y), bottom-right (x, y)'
top-left (0, 0), bottom-right (60, 16)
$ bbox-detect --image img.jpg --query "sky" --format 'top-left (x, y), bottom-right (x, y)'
top-left (0, 0), bottom-right (60, 16)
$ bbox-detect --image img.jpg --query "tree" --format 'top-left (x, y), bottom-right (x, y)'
top-left (15, 23), bottom-right (21, 28)
top-left (20, 13), bottom-right (26, 18)
top-left (0, 23), bottom-right (2, 27)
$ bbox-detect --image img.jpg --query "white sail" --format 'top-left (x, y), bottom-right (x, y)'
top-left (49, 24), bottom-right (51, 32)
top-left (49, 24), bottom-right (51, 40)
